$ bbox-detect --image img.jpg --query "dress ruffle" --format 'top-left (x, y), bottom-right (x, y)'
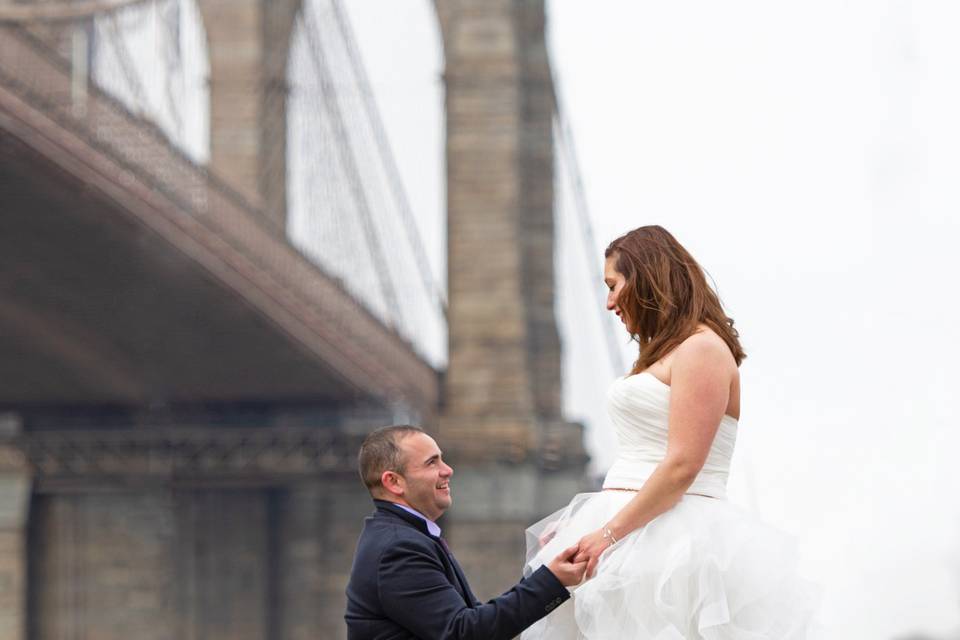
top-left (521, 491), bottom-right (819, 639)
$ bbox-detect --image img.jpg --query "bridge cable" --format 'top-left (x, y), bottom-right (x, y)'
top-left (551, 75), bottom-right (627, 377)
top-left (301, 0), bottom-right (405, 334)
top-left (103, 12), bottom-right (149, 116)
top-left (327, 0), bottom-right (448, 318)
top-left (158, 1), bottom-right (185, 141)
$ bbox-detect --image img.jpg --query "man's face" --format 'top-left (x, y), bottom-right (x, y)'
top-left (395, 432), bottom-right (453, 521)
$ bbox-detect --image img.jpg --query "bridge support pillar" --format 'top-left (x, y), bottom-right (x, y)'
top-left (197, 0), bottom-right (300, 226)
top-left (439, 0), bottom-right (563, 422)
top-left (0, 439), bottom-right (30, 640)
top-left (276, 482), bottom-right (326, 640)
top-left (275, 477), bottom-right (371, 640)
top-left (435, 0), bottom-right (587, 596)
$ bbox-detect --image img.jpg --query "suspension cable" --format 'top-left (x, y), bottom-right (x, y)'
top-left (327, 0), bottom-right (447, 318)
top-left (103, 12), bottom-right (149, 115)
top-left (551, 74), bottom-right (627, 377)
top-left (158, 0), bottom-right (185, 139)
top-left (301, 1), bottom-right (404, 334)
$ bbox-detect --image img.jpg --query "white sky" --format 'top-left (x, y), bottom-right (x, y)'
top-left (345, 1), bottom-right (960, 638)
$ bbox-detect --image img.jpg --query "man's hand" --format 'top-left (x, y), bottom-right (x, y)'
top-left (546, 543), bottom-right (587, 587)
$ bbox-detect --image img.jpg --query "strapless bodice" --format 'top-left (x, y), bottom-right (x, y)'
top-left (602, 372), bottom-right (738, 499)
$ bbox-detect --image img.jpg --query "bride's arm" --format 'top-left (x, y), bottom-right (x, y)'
top-left (576, 334), bottom-right (735, 578)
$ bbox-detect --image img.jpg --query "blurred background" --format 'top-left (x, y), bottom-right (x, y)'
top-left (0, 0), bottom-right (957, 638)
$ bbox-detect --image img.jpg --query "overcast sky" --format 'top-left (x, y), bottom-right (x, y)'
top-left (343, 1), bottom-right (960, 637)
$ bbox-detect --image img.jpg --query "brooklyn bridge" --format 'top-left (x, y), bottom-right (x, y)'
top-left (0, 0), bottom-right (619, 637)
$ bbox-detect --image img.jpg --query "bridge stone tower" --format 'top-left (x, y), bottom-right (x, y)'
top-left (434, 0), bottom-right (588, 598)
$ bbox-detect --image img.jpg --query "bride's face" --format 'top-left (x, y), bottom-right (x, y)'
top-left (604, 255), bottom-right (628, 324)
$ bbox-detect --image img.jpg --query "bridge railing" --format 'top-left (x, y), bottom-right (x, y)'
top-left (0, 24), bottom-right (237, 231)
top-left (12, 426), bottom-right (368, 489)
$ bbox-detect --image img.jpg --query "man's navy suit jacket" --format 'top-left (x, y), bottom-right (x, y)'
top-left (344, 500), bottom-right (569, 640)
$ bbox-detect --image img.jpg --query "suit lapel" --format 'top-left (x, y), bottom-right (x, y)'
top-left (436, 541), bottom-right (478, 605)
top-left (373, 501), bottom-right (475, 604)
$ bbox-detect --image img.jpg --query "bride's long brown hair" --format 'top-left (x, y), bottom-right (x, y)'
top-left (605, 225), bottom-right (745, 374)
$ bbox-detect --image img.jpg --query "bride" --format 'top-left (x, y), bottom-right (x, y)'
top-left (522, 225), bottom-right (817, 638)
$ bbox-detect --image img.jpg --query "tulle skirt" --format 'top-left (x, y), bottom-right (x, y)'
top-left (521, 491), bottom-right (819, 639)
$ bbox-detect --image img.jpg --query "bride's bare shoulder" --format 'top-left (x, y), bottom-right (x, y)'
top-left (672, 325), bottom-right (737, 372)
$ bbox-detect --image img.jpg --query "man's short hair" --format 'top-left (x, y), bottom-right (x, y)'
top-left (358, 424), bottom-right (425, 492)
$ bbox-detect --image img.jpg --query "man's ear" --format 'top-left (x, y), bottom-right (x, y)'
top-left (380, 470), bottom-right (404, 497)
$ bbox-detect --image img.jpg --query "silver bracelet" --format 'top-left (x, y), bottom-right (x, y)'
top-left (602, 526), bottom-right (619, 545)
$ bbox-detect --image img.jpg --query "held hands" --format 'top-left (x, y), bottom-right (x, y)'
top-left (573, 528), bottom-right (615, 580)
top-left (546, 543), bottom-right (588, 587)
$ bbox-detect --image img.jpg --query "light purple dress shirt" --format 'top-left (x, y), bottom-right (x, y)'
top-left (393, 503), bottom-right (442, 537)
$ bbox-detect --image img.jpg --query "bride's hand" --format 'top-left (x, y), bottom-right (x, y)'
top-left (573, 528), bottom-right (613, 579)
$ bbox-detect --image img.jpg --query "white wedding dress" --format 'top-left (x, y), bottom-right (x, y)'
top-left (521, 372), bottom-right (818, 639)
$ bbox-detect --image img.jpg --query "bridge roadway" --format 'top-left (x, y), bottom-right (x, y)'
top-left (0, 26), bottom-right (438, 426)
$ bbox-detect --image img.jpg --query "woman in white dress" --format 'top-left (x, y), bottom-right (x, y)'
top-left (522, 225), bottom-right (817, 639)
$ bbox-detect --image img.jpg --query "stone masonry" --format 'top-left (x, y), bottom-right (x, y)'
top-left (0, 441), bottom-right (29, 640)
top-left (438, 0), bottom-right (571, 429)
top-left (25, 482), bottom-right (357, 640)
top-left (434, 0), bottom-right (588, 602)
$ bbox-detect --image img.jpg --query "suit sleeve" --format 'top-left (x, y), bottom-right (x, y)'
top-left (378, 537), bottom-right (569, 640)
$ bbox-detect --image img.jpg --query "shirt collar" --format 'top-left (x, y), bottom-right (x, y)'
top-left (391, 503), bottom-right (442, 537)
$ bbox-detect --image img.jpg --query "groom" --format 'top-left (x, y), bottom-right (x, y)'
top-left (345, 425), bottom-right (584, 639)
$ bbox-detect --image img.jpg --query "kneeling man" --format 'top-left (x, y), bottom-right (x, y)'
top-left (345, 425), bottom-right (584, 639)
